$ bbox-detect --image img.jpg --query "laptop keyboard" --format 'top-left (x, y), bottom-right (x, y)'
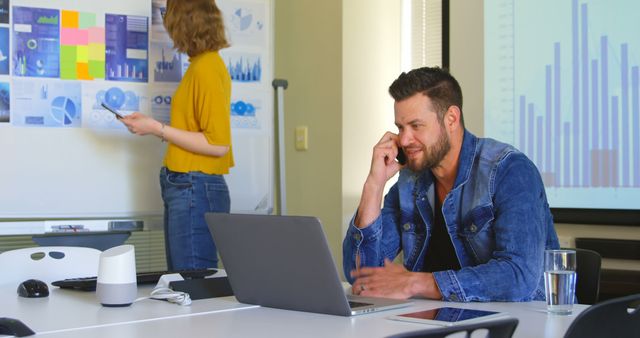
top-left (348, 300), bottom-right (373, 309)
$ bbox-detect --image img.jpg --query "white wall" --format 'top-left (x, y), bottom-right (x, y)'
top-left (274, 0), bottom-right (343, 265)
top-left (274, 0), bottom-right (402, 280)
top-left (449, 0), bottom-right (483, 136)
top-left (342, 0), bottom-right (402, 236)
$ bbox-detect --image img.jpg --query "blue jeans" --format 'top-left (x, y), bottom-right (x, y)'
top-left (160, 167), bottom-right (230, 270)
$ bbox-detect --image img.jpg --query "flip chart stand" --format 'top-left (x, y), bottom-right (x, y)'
top-left (272, 79), bottom-right (289, 215)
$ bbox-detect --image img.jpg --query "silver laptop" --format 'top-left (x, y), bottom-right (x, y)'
top-left (205, 213), bottom-right (410, 316)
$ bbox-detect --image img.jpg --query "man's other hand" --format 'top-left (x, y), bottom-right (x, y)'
top-left (350, 259), bottom-right (442, 300)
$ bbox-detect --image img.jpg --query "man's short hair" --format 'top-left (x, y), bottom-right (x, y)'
top-left (388, 67), bottom-right (464, 126)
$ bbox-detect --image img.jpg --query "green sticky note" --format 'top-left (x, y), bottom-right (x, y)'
top-left (79, 12), bottom-right (96, 29)
top-left (60, 45), bottom-right (78, 79)
top-left (89, 60), bottom-right (105, 79)
top-left (76, 45), bottom-right (89, 63)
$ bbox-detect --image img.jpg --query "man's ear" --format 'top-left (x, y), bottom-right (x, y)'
top-left (445, 106), bottom-right (462, 130)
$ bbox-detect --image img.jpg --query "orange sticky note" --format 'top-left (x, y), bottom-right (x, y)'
top-left (62, 10), bottom-right (79, 29)
top-left (76, 63), bottom-right (91, 80)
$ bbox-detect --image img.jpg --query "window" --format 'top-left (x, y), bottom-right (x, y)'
top-left (401, 0), bottom-right (446, 71)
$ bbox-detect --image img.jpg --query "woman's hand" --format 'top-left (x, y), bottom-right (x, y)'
top-left (120, 112), bottom-right (163, 137)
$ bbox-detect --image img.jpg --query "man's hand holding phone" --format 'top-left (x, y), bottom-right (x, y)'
top-left (369, 132), bottom-right (405, 185)
top-left (370, 132), bottom-right (407, 184)
top-left (355, 132), bottom-right (405, 228)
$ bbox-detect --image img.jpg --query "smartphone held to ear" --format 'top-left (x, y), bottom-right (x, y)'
top-left (396, 147), bottom-right (407, 165)
top-left (101, 102), bottom-right (124, 119)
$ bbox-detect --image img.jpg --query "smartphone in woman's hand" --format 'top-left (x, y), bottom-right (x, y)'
top-left (101, 102), bottom-right (124, 119)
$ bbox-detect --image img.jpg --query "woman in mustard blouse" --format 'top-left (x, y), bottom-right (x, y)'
top-left (121, 0), bottom-right (233, 270)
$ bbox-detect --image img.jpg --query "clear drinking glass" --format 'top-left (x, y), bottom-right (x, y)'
top-left (544, 249), bottom-right (577, 315)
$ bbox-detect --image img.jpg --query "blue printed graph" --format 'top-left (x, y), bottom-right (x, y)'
top-left (231, 100), bottom-right (256, 117)
top-left (219, 2), bottom-right (266, 47)
top-left (152, 94), bottom-right (172, 105)
top-left (12, 7), bottom-right (60, 78)
top-left (0, 27), bottom-right (8, 75)
top-left (230, 97), bottom-right (260, 129)
top-left (50, 96), bottom-right (77, 125)
top-left (105, 14), bottom-right (149, 82)
top-left (11, 80), bottom-right (81, 127)
top-left (0, 82), bottom-right (9, 123)
top-left (150, 92), bottom-right (172, 124)
top-left (104, 87), bottom-right (125, 108)
top-left (231, 8), bottom-right (253, 31)
top-left (485, 0), bottom-right (640, 210)
top-left (0, 0), bottom-right (8, 24)
top-left (95, 87), bottom-right (140, 111)
top-left (226, 53), bottom-right (261, 82)
top-left (153, 44), bottom-right (182, 82)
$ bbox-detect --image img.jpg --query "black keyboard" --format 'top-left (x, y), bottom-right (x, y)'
top-left (52, 268), bottom-right (218, 291)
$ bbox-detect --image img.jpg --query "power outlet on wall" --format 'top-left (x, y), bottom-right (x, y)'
top-left (295, 126), bottom-right (308, 151)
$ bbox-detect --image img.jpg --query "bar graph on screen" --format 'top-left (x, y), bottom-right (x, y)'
top-left (485, 0), bottom-right (640, 210)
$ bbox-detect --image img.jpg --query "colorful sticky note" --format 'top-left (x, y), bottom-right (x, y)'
top-left (61, 10), bottom-right (79, 29)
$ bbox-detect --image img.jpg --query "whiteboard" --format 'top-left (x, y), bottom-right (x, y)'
top-left (0, 0), bottom-right (274, 218)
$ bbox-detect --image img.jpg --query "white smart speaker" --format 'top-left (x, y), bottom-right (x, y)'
top-left (96, 244), bottom-right (137, 307)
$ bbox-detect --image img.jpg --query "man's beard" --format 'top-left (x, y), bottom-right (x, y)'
top-left (407, 123), bottom-right (451, 172)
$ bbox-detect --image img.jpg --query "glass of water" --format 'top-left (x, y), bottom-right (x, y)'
top-left (544, 249), bottom-right (577, 315)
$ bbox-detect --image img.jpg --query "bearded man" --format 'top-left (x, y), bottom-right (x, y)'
top-left (343, 67), bottom-right (560, 302)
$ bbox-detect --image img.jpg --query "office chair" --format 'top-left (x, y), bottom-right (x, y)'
top-left (386, 317), bottom-right (519, 338)
top-left (564, 293), bottom-right (640, 338)
top-left (567, 247), bottom-right (602, 304)
top-left (0, 246), bottom-right (101, 285)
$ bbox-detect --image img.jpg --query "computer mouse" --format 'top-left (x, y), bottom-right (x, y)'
top-left (17, 279), bottom-right (49, 298)
top-left (0, 317), bottom-right (35, 337)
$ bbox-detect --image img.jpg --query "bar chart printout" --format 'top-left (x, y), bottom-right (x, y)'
top-left (485, 0), bottom-right (640, 210)
top-left (105, 14), bottom-right (148, 82)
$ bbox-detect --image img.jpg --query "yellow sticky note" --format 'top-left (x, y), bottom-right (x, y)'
top-left (76, 45), bottom-right (88, 63)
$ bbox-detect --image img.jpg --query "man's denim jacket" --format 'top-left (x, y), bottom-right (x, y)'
top-left (343, 130), bottom-right (559, 302)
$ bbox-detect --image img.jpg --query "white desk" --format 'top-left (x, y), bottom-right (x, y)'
top-left (1, 276), bottom-right (257, 336)
top-left (4, 285), bottom-right (588, 338)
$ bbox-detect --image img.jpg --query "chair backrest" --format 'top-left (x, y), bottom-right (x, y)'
top-left (573, 247), bottom-right (602, 304)
top-left (386, 318), bottom-right (519, 338)
top-left (564, 293), bottom-right (640, 338)
top-left (0, 246), bottom-right (101, 286)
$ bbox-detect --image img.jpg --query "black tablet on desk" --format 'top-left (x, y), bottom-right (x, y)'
top-left (389, 307), bottom-right (507, 326)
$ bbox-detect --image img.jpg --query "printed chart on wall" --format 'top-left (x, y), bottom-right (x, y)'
top-left (0, 0), bottom-right (273, 220)
top-left (485, 0), bottom-right (640, 211)
top-left (217, 0), bottom-right (273, 212)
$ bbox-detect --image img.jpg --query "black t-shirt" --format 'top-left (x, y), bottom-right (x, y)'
top-left (422, 188), bottom-right (461, 273)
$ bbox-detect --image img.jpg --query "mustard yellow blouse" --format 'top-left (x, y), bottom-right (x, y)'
top-left (163, 51), bottom-right (234, 174)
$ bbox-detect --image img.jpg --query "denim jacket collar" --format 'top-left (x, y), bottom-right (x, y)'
top-left (453, 130), bottom-right (478, 190)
